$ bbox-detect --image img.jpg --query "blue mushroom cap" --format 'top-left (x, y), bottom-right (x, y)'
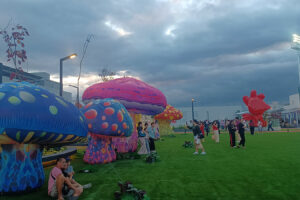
top-left (81, 98), bottom-right (133, 137)
top-left (0, 82), bottom-right (88, 144)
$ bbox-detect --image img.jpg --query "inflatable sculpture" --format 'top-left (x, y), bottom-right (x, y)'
top-left (242, 90), bottom-right (271, 127)
top-left (82, 77), bottom-right (167, 153)
top-left (154, 105), bottom-right (183, 136)
top-left (81, 98), bottom-right (133, 164)
top-left (0, 82), bottom-right (87, 193)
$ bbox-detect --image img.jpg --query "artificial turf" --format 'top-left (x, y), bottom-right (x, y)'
top-left (2, 131), bottom-right (300, 200)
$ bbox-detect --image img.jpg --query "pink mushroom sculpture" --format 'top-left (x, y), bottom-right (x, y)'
top-left (82, 77), bottom-right (167, 153)
top-left (81, 98), bottom-right (133, 164)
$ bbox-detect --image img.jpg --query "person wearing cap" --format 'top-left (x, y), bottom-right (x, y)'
top-left (187, 120), bottom-right (206, 155)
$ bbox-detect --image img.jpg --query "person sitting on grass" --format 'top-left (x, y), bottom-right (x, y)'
top-left (48, 157), bottom-right (82, 200)
top-left (187, 120), bottom-right (206, 155)
top-left (63, 158), bottom-right (92, 191)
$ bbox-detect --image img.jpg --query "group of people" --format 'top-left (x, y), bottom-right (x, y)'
top-left (48, 157), bottom-right (91, 200)
top-left (185, 118), bottom-right (250, 155)
top-left (227, 119), bottom-right (246, 148)
top-left (137, 121), bottom-right (160, 155)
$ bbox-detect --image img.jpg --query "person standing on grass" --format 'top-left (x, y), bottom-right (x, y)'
top-left (155, 120), bottom-right (160, 139)
top-left (212, 121), bottom-right (219, 143)
top-left (238, 119), bottom-right (246, 148)
top-left (138, 122), bottom-right (149, 155)
top-left (228, 120), bottom-right (237, 148)
top-left (187, 120), bottom-right (206, 155)
top-left (258, 120), bottom-right (263, 133)
top-left (249, 120), bottom-right (255, 135)
top-left (147, 122), bottom-right (157, 152)
top-left (205, 120), bottom-right (210, 136)
top-left (200, 121), bottom-right (205, 142)
top-left (144, 123), bottom-right (151, 154)
top-left (268, 120), bottom-right (274, 131)
top-left (235, 118), bottom-right (241, 143)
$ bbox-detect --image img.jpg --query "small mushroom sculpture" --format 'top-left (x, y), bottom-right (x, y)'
top-left (154, 105), bottom-right (183, 136)
top-left (82, 77), bottom-right (167, 153)
top-left (81, 98), bottom-right (133, 164)
top-left (0, 82), bottom-right (87, 194)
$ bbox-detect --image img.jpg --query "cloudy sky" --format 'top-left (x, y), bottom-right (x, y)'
top-left (0, 0), bottom-right (299, 107)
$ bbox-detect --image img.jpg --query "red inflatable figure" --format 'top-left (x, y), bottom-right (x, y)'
top-left (242, 90), bottom-right (271, 127)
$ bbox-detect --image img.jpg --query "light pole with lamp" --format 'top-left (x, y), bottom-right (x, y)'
top-left (191, 98), bottom-right (200, 121)
top-left (60, 53), bottom-right (77, 97)
top-left (69, 84), bottom-right (80, 108)
top-left (292, 34), bottom-right (300, 97)
top-left (291, 34), bottom-right (300, 127)
top-left (192, 98), bottom-right (195, 121)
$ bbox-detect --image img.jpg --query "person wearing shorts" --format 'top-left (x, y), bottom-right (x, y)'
top-left (48, 157), bottom-right (83, 200)
top-left (187, 120), bottom-right (206, 155)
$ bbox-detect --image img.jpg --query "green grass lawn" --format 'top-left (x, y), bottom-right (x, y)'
top-left (2, 132), bottom-right (300, 200)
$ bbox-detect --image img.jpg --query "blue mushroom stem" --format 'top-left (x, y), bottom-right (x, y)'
top-left (83, 133), bottom-right (116, 164)
top-left (0, 144), bottom-right (44, 193)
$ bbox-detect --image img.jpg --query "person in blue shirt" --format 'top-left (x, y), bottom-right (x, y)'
top-left (147, 122), bottom-right (156, 152)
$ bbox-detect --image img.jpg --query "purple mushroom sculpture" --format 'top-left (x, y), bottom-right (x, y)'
top-left (82, 77), bottom-right (167, 153)
top-left (81, 98), bottom-right (133, 164)
top-left (0, 82), bottom-right (88, 194)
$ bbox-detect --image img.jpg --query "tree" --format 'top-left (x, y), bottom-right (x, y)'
top-left (76, 34), bottom-right (93, 107)
top-left (99, 68), bottom-right (116, 82)
top-left (0, 21), bottom-right (29, 81)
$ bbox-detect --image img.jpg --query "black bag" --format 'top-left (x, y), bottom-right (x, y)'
top-left (199, 134), bottom-right (204, 139)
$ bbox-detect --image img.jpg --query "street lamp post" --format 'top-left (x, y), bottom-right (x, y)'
top-left (69, 84), bottom-right (79, 108)
top-left (59, 53), bottom-right (77, 97)
top-left (192, 98), bottom-right (194, 121)
top-left (292, 34), bottom-right (300, 98)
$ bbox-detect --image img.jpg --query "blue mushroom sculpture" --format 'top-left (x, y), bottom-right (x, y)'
top-left (0, 82), bottom-right (88, 194)
top-left (81, 98), bottom-right (133, 164)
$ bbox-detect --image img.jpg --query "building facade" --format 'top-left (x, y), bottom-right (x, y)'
top-left (0, 63), bottom-right (72, 102)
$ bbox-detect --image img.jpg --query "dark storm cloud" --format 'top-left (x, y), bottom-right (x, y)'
top-left (0, 0), bottom-right (299, 107)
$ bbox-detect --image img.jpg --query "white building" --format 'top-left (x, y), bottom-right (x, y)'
top-left (0, 63), bottom-right (72, 102)
top-left (280, 93), bottom-right (300, 127)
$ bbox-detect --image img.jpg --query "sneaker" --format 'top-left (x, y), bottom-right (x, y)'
top-left (82, 183), bottom-right (92, 189)
top-left (193, 152), bottom-right (199, 155)
top-left (201, 152), bottom-right (206, 155)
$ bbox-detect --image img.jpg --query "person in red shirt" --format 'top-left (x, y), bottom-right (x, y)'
top-left (212, 121), bottom-right (219, 143)
top-left (199, 121), bottom-right (205, 142)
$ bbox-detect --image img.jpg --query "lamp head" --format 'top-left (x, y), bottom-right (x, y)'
top-left (69, 54), bottom-right (77, 59)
